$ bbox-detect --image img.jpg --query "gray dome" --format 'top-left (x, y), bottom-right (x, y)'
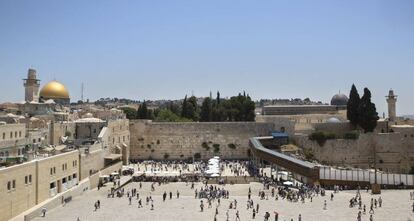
top-left (331, 93), bottom-right (349, 106)
top-left (327, 117), bottom-right (341, 123)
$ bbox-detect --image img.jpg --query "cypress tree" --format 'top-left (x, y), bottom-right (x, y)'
top-left (347, 84), bottom-right (360, 127)
top-left (200, 97), bottom-right (212, 122)
top-left (358, 88), bottom-right (379, 133)
top-left (181, 95), bottom-right (188, 118)
top-left (137, 100), bottom-right (148, 119)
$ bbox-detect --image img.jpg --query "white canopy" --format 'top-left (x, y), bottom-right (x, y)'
top-left (283, 181), bottom-right (293, 186)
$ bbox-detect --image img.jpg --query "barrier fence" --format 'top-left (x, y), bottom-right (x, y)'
top-left (319, 167), bottom-right (414, 186)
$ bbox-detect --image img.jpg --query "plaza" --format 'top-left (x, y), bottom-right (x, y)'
top-left (33, 177), bottom-right (414, 221)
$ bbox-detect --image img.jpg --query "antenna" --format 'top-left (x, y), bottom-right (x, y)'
top-left (81, 83), bottom-right (84, 102)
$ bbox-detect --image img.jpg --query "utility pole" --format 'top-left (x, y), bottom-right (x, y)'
top-left (81, 83), bottom-right (84, 102)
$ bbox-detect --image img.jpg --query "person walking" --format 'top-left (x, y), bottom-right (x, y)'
top-left (235, 210), bottom-right (240, 221)
top-left (274, 211), bottom-right (279, 221)
top-left (41, 207), bottom-right (47, 217)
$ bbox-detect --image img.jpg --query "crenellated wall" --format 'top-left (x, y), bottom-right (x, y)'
top-left (129, 121), bottom-right (275, 160)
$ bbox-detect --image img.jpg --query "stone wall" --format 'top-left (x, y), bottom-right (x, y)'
top-left (254, 116), bottom-right (295, 135)
top-left (130, 121), bottom-right (275, 160)
top-left (36, 151), bottom-right (79, 204)
top-left (79, 148), bottom-right (105, 180)
top-left (107, 119), bottom-right (130, 164)
top-left (0, 161), bottom-right (37, 221)
top-left (294, 132), bottom-right (414, 173)
top-left (50, 121), bottom-right (76, 145)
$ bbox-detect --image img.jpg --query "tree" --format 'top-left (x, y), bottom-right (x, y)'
top-left (181, 96), bottom-right (198, 121)
top-left (358, 88), bottom-right (379, 133)
top-left (181, 95), bottom-right (188, 119)
top-left (156, 109), bottom-right (190, 122)
top-left (200, 97), bottom-right (213, 122)
top-left (168, 101), bottom-right (180, 116)
top-left (120, 107), bottom-right (137, 120)
top-left (137, 100), bottom-right (149, 119)
top-left (347, 84), bottom-right (360, 127)
top-left (187, 96), bottom-right (199, 121)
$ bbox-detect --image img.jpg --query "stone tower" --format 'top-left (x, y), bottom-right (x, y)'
top-left (386, 89), bottom-right (397, 122)
top-left (23, 68), bottom-right (40, 102)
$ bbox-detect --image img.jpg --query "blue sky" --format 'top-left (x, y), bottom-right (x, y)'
top-left (0, 0), bottom-right (413, 115)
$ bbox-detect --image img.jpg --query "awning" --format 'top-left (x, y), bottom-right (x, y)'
top-left (104, 154), bottom-right (122, 160)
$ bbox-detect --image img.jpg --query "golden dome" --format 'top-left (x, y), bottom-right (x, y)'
top-left (39, 81), bottom-right (70, 99)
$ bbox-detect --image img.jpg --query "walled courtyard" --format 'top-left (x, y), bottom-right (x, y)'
top-left (33, 181), bottom-right (414, 221)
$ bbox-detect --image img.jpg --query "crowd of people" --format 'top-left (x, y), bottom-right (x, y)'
top-left (87, 160), bottom-right (414, 221)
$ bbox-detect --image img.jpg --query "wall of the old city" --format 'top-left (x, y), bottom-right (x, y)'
top-left (129, 121), bottom-right (275, 160)
top-left (295, 132), bottom-right (414, 173)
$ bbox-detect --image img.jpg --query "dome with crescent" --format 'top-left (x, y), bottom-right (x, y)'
top-left (39, 80), bottom-right (70, 105)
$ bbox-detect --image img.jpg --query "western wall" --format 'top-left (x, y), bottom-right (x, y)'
top-left (129, 120), bottom-right (275, 160)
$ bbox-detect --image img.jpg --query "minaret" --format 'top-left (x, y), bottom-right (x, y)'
top-left (386, 89), bottom-right (397, 122)
top-left (23, 68), bottom-right (40, 102)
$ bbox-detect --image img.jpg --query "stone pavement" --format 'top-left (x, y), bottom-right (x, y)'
top-left (33, 181), bottom-right (414, 221)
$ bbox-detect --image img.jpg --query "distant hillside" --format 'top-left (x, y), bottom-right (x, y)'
top-left (402, 115), bottom-right (414, 119)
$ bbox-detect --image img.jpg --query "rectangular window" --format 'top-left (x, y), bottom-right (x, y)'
top-left (10, 132), bottom-right (13, 138)
top-left (12, 180), bottom-right (15, 189)
top-left (53, 167), bottom-right (56, 174)
top-left (62, 177), bottom-right (66, 183)
top-left (68, 175), bottom-right (72, 181)
top-left (25, 176), bottom-right (28, 184)
top-left (29, 175), bottom-right (32, 184)
top-left (123, 136), bottom-right (125, 142)
top-left (19, 131), bottom-right (22, 137)
top-left (50, 182), bottom-right (55, 189)
top-left (50, 168), bottom-right (53, 175)
top-left (73, 173), bottom-right (77, 179)
top-left (7, 181), bottom-right (11, 190)
top-left (62, 164), bottom-right (65, 171)
top-left (15, 132), bottom-right (17, 138)
top-left (3, 133), bottom-right (5, 139)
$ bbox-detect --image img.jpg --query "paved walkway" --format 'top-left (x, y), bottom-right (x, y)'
top-left (33, 181), bottom-right (414, 221)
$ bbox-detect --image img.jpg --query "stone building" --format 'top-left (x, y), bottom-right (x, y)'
top-left (0, 151), bottom-right (79, 221)
top-left (259, 93), bottom-right (348, 133)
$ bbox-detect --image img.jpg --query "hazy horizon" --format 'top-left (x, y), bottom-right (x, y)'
top-left (1, 0), bottom-right (413, 115)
